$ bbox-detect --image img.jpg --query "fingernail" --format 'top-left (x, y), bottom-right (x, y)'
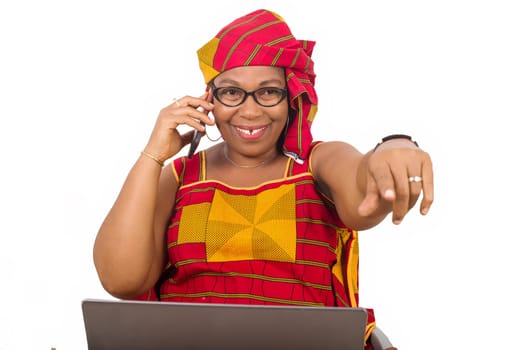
top-left (384, 189), bottom-right (395, 199)
top-left (393, 219), bottom-right (402, 225)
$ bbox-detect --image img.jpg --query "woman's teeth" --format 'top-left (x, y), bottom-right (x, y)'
top-left (237, 127), bottom-right (264, 135)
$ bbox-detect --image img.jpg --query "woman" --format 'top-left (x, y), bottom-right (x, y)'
top-left (93, 9), bottom-right (433, 349)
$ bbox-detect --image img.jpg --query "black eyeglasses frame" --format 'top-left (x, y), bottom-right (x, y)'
top-left (211, 84), bottom-right (288, 107)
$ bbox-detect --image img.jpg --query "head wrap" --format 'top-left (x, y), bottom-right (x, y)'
top-left (197, 9), bottom-right (317, 164)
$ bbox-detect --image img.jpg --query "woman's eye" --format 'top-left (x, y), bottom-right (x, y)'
top-left (224, 88), bottom-right (242, 96)
top-left (261, 88), bottom-right (280, 96)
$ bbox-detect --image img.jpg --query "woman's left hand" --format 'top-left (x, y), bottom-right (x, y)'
top-left (357, 139), bottom-right (434, 224)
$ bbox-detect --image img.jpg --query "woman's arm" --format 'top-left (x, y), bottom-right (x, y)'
top-left (93, 161), bottom-right (177, 299)
top-left (93, 93), bottom-right (215, 299)
top-left (312, 139), bottom-right (433, 230)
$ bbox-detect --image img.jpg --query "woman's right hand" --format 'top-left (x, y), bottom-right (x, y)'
top-left (143, 91), bottom-right (215, 163)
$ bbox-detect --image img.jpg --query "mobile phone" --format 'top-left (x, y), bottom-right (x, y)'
top-left (187, 90), bottom-right (214, 158)
top-left (188, 126), bottom-right (204, 158)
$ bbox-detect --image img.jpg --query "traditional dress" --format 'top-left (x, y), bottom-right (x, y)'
top-left (136, 143), bottom-right (376, 343)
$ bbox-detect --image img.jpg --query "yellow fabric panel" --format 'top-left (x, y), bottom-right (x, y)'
top-left (197, 37), bottom-right (221, 83)
top-left (346, 230), bottom-right (359, 307)
top-left (207, 185), bottom-right (296, 263)
top-left (177, 202), bottom-right (211, 243)
top-left (307, 104), bottom-right (318, 122)
top-left (207, 226), bottom-right (255, 261)
top-left (332, 229), bottom-right (359, 307)
top-left (332, 229), bottom-right (349, 286)
top-left (348, 231), bottom-right (359, 293)
top-left (208, 190), bottom-right (253, 226)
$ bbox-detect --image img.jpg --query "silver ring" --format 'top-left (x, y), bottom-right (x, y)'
top-left (408, 176), bottom-right (423, 183)
top-left (173, 98), bottom-right (181, 107)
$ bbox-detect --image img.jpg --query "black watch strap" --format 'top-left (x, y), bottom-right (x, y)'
top-left (374, 134), bottom-right (419, 151)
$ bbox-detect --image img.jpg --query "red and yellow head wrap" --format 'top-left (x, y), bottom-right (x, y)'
top-left (197, 9), bottom-right (317, 163)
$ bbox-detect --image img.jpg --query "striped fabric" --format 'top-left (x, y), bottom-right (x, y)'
top-left (149, 143), bottom-right (376, 343)
top-left (197, 9), bottom-right (317, 164)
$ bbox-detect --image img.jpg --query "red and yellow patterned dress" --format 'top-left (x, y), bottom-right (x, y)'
top-left (138, 143), bottom-right (375, 341)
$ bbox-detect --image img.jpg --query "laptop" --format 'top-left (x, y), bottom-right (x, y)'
top-left (82, 298), bottom-right (368, 350)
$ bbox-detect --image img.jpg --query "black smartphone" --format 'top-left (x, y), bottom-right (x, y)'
top-left (187, 91), bottom-right (213, 158)
top-left (188, 126), bottom-right (204, 158)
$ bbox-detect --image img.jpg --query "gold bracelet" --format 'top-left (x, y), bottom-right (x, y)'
top-left (140, 151), bottom-right (164, 167)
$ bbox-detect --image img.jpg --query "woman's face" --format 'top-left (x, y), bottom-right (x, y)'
top-left (211, 66), bottom-right (288, 158)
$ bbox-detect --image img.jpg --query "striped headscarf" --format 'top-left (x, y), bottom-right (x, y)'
top-left (197, 9), bottom-right (317, 164)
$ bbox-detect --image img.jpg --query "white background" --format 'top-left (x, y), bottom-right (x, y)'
top-left (1, 1), bottom-right (523, 349)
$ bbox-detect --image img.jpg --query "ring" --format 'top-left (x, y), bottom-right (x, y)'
top-left (408, 176), bottom-right (423, 183)
top-left (173, 98), bottom-right (181, 107)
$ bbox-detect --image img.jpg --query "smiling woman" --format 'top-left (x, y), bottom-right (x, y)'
top-left (92, 8), bottom-right (433, 350)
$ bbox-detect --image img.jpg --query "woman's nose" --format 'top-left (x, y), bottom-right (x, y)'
top-left (237, 95), bottom-right (263, 119)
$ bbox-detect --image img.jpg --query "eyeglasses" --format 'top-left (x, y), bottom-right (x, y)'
top-left (211, 84), bottom-right (288, 107)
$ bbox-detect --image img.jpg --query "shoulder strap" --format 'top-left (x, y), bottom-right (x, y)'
top-left (286, 141), bottom-right (322, 176)
top-left (172, 151), bottom-right (205, 186)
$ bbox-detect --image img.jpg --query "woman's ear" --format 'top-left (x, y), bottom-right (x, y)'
top-left (206, 81), bottom-right (215, 102)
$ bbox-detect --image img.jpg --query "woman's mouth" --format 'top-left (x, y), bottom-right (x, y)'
top-left (235, 126), bottom-right (267, 140)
